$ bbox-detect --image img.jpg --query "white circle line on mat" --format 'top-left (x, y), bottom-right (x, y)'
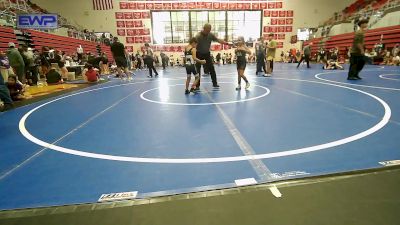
top-left (315, 71), bottom-right (400, 91)
top-left (19, 78), bottom-right (391, 163)
top-left (140, 82), bottom-right (270, 106)
top-left (379, 74), bottom-right (400, 81)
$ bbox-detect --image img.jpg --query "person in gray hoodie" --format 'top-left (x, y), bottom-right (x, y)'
top-left (6, 42), bottom-right (25, 83)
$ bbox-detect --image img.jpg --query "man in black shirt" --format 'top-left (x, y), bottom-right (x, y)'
top-left (111, 37), bottom-right (131, 80)
top-left (195, 24), bottom-right (228, 88)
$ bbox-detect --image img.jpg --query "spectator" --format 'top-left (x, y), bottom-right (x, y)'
top-left (392, 44), bottom-right (399, 57)
top-left (6, 42), bottom-right (25, 83)
top-left (84, 64), bottom-right (99, 83)
top-left (143, 43), bottom-right (159, 77)
top-left (6, 75), bottom-right (25, 101)
top-left (21, 45), bottom-right (38, 86)
top-left (0, 51), bottom-right (12, 81)
top-left (46, 67), bottom-right (63, 84)
top-left (0, 71), bottom-right (13, 111)
top-left (40, 46), bottom-right (51, 76)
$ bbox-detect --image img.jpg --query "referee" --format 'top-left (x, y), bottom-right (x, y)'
top-left (195, 24), bottom-right (228, 88)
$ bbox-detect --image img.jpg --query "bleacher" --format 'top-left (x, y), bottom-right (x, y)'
top-left (305, 25), bottom-right (400, 58)
top-left (0, 26), bottom-right (113, 61)
top-left (0, 26), bottom-right (17, 52)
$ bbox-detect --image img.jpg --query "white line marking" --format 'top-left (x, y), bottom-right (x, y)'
top-left (204, 89), bottom-right (274, 182)
top-left (269, 185), bottom-right (283, 198)
top-left (379, 74), bottom-right (400, 81)
top-left (140, 82), bottom-right (270, 106)
top-left (1, 88), bottom-right (142, 181)
top-left (315, 71), bottom-right (400, 91)
top-left (18, 78), bottom-right (391, 163)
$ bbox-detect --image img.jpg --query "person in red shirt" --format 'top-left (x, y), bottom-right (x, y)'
top-left (85, 64), bottom-right (99, 83)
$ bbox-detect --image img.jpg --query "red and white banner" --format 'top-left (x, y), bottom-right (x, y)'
top-left (129, 2), bottom-right (136, 9)
top-left (115, 12), bottom-right (124, 19)
top-left (125, 21), bottom-right (134, 28)
top-left (286, 18), bottom-right (293, 25)
top-left (116, 21), bottom-right (125, 28)
top-left (163, 3), bottom-right (172, 9)
top-left (278, 26), bottom-right (285, 32)
top-left (142, 11), bottom-right (150, 19)
top-left (143, 36), bottom-right (151, 43)
top-left (260, 2), bottom-right (268, 9)
top-left (271, 11), bottom-right (279, 17)
top-left (268, 2), bottom-right (276, 9)
top-left (126, 37), bottom-right (135, 43)
top-left (135, 37), bottom-right (144, 43)
top-left (137, 2), bottom-right (145, 10)
top-left (133, 12), bottom-right (141, 19)
top-left (285, 26), bottom-right (293, 32)
top-left (287, 10), bottom-right (294, 17)
top-left (126, 46), bottom-right (133, 52)
top-left (146, 3), bottom-right (154, 10)
top-left (134, 20), bottom-right (143, 27)
top-left (252, 3), bottom-right (259, 10)
top-left (264, 11), bottom-right (270, 17)
top-left (276, 2), bottom-right (283, 8)
top-left (117, 29), bottom-right (126, 36)
top-left (124, 12), bottom-right (133, 19)
top-left (279, 11), bottom-right (286, 17)
top-left (119, 2), bottom-right (128, 9)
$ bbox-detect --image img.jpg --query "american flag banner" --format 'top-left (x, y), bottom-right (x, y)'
top-left (93, 0), bottom-right (113, 10)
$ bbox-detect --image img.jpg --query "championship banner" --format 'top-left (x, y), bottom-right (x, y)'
top-left (264, 11), bottom-right (270, 17)
top-left (133, 12), bottom-right (141, 19)
top-left (126, 29), bottom-right (135, 36)
top-left (125, 21), bottom-right (134, 28)
top-left (286, 18), bottom-right (293, 25)
top-left (279, 11), bottom-right (286, 17)
top-left (163, 3), bottom-right (171, 9)
top-left (252, 3), bottom-right (259, 10)
top-left (260, 3), bottom-right (267, 9)
top-left (276, 2), bottom-right (283, 8)
top-left (119, 2), bottom-right (128, 9)
top-left (134, 20), bottom-right (143, 27)
top-left (129, 2), bottom-right (136, 9)
top-left (146, 3), bottom-right (154, 10)
top-left (135, 36), bottom-right (143, 43)
top-left (124, 12), bottom-right (133, 19)
top-left (115, 12), bottom-right (124, 19)
top-left (117, 29), bottom-right (126, 36)
top-left (154, 3), bottom-right (163, 9)
top-left (287, 10), bottom-right (294, 17)
top-left (285, 26), bottom-right (293, 32)
top-left (126, 46), bottom-right (133, 52)
top-left (143, 36), bottom-right (151, 43)
top-left (137, 2), bottom-right (145, 10)
top-left (116, 21), bottom-right (125, 27)
top-left (268, 2), bottom-right (276, 9)
top-left (271, 11), bottom-right (279, 17)
top-left (229, 3), bottom-right (237, 10)
top-left (142, 12), bottom-right (150, 19)
top-left (126, 37), bottom-right (134, 43)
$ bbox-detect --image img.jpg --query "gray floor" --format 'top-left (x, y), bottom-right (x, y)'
top-left (1, 166), bottom-right (400, 225)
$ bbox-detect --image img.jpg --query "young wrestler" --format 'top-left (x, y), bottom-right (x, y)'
top-left (184, 38), bottom-right (206, 94)
top-left (235, 37), bottom-right (251, 90)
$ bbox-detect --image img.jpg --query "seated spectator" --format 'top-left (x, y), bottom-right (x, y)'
top-left (0, 71), bottom-right (13, 111)
top-left (393, 53), bottom-right (400, 66)
top-left (46, 67), bottom-right (63, 84)
top-left (84, 64), bottom-right (99, 83)
top-left (6, 75), bottom-right (25, 101)
top-left (0, 51), bottom-right (13, 81)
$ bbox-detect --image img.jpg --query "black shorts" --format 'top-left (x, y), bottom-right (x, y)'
top-left (115, 56), bottom-right (127, 68)
top-left (236, 60), bottom-right (246, 70)
top-left (185, 64), bottom-right (198, 76)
